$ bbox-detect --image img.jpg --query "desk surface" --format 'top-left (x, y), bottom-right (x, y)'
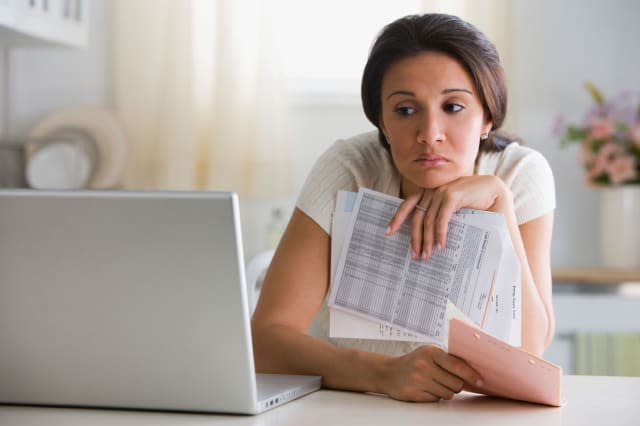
top-left (553, 267), bottom-right (640, 285)
top-left (1, 376), bottom-right (639, 426)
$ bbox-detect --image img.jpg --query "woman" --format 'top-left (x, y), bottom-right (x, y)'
top-left (251, 13), bottom-right (555, 403)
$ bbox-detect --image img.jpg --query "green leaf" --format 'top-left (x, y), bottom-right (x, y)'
top-left (567, 126), bottom-right (589, 140)
top-left (592, 172), bottom-right (610, 185)
top-left (559, 126), bottom-right (591, 148)
top-left (591, 138), bottom-right (606, 152)
top-left (584, 81), bottom-right (604, 105)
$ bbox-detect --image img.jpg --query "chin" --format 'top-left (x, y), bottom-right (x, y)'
top-left (416, 173), bottom-right (458, 189)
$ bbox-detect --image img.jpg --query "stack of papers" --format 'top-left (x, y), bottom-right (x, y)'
top-left (328, 188), bottom-right (562, 406)
top-left (328, 188), bottom-right (521, 348)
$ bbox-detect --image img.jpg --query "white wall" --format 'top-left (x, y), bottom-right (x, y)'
top-left (4, 0), bottom-right (110, 139)
top-left (5, 0), bottom-right (640, 267)
top-left (264, 0), bottom-right (640, 267)
top-left (239, 96), bottom-right (374, 259)
top-left (509, 0), bottom-right (640, 266)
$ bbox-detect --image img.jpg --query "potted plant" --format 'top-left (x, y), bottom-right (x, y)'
top-left (557, 82), bottom-right (640, 268)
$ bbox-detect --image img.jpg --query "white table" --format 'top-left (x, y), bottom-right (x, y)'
top-left (1, 376), bottom-right (638, 426)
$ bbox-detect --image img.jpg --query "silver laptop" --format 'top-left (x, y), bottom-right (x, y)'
top-left (0, 189), bottom-right (321, 414)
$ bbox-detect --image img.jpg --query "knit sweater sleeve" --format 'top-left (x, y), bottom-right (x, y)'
top-left (477, 144), bottom-right (556, 225)
top-left (295, 140), bottom-right (359, 235)
top-left (509, 149), bottom-right (556, 225)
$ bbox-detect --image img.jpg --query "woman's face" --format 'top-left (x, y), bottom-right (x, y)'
top-left (379, 51), bottom-right (492, 193)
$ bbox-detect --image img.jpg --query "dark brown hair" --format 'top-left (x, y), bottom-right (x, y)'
top-left (361, 13), bottom-right (513, 153)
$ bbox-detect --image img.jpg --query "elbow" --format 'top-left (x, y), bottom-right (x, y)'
top-left (251, 320), bottom-right (272, 372)
top-left (523, 305), bottom-right (555, 357)
top-left (528, 311), bottom-right (555, 357)
top-left (541, 292), bottom-right (556, 354)
top-left (543, 308), bottom-right (556, 350)
top-left (251, 321), bottom-right (292, 373)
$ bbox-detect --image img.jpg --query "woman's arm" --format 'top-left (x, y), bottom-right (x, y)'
top-left (387, 176), bottom-right (554, 355)
top-left (251, 208), bottom-right (482, 401)
top-left (494, 191), bottom-right (554, 355)
top-left (518, 212), bottom-right (555, 348)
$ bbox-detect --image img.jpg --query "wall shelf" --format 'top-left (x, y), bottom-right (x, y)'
top-left (0, 0), bottom-right (89, 48)
top-left (547, 266), bottom-right (640, 375)
top-left (553, 267), bottom-right (640, 285)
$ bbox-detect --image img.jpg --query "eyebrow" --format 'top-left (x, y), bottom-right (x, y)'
top-left (442, 88), bottom-right (473, 95)
top-left (386, 88), bottom-right (473, 101)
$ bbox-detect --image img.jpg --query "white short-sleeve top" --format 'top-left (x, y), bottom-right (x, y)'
top-left (295, 130), bottom-right (555, 356)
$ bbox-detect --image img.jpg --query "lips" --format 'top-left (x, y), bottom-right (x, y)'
top-left (414, 154), bottom-right (449, 167)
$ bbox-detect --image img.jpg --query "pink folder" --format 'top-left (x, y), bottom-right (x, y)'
top-left (448, 319), bottom-right (562, 406)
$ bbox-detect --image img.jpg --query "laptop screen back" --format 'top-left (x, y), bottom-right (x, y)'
top-left (0, 190), bottom-right (260, 412)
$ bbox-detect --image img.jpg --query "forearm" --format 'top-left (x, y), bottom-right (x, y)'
top-left (252, 323), bottom-right (390, 393)
top-left (392, 175), bottom-right (553, 354)
top-left (493, 191), bottom-right (550, 355)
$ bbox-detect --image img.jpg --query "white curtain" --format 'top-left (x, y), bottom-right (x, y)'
top-left (110, 1), bottom-right (508, 193)
top-left (111, 0), bottom-right (292, 196)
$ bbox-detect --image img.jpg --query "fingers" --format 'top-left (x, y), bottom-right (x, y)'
top-left (419, 194), bottom-right (441, 259)
top-left (434, 352), bottom-right (483, 388)
top-left (392, 372), bottom-right (458, 402)
top-left (431, 367), bottom-right (464, 394)
top-left (387, 187), bottom-right (459, 260)
top-left (386, 190), bottom-right (423, 236)
top-left (433, 188), bottom-right (461, 249)
top-left (417, 189), bottom-right (457, 260)
top-left (401, 389), bottom-right (443, 403)
top-left (423, 379), bottom-right (457, 401)
top-left (411, 201), bottom-right (428, 258)
top-left (385, 345), bottom-right (480, 403)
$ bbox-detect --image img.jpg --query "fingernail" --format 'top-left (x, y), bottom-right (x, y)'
top-left (421, 251), bottom-right (427, 259)
top-left (385, 226), bottom-right (391, 235)
top-left (412, 250), bottom-right (418, 259)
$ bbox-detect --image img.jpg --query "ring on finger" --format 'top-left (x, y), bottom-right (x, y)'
top-left (415, 205), bottom-right (427, 212)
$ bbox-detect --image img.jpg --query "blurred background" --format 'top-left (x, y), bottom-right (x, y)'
top-left (1, 0), bottom-right (639, 375)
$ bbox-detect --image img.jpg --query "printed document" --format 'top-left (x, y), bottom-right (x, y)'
top-left (328, 188), bottom-right (521, 348)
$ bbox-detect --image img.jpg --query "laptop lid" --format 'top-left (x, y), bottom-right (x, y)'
top-left (0, 190), bottom-right (319, 414)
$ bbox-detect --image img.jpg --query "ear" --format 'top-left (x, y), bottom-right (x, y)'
top-left (482, 119), bottom-right (493, 136)
top-left (379, 123), bottom-right (389, 142)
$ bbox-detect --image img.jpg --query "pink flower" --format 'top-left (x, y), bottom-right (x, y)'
top-left (586, 142), bottom-right (635, 184)
top-left (589, 118), bottom-right (615, 139)
top-left (629, 123), bottom-right (640, 147)
top-left (606, 154), bottom-right (637, 184)
top-left (580, 138), bottom-right (595, 166)
top-left (559, 85), bottom-right (640, 187)
top-left (590, 142), bottom-right (623, 176)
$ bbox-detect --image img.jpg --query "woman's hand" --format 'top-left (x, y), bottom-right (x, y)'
top-left (382, 344), bottom-right (482, 402)
top-left (386, 175), bottom-right (511, 260)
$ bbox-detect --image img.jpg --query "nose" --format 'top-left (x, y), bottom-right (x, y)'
top-left (417, 111), bottom-right (444, 144)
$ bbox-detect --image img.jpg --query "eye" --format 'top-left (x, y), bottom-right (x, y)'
top-left (443, 103), bottom-right (464, 113)
top-left (394, 106), bottom-right (416, 116)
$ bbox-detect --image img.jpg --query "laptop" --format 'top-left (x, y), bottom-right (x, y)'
top-left (0, 189), bottom-right (321, 414)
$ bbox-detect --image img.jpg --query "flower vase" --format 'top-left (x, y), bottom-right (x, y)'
top-left (600, 186), bottom-right (640, 269)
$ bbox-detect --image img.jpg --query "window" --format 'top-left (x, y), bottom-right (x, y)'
top-left (271, 0), bottom-right (422, 94)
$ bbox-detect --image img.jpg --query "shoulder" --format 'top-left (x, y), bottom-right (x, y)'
top-left (477, 143), bottom-right (555, 225)
top-left (322, 130), bottom-right (391, 167)
top-left (311, 130), bottom-right (397, 190)
top-left (296, 130), bottom-right (397, 234)
top-left (476, 143), bottom-right (551, 181)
